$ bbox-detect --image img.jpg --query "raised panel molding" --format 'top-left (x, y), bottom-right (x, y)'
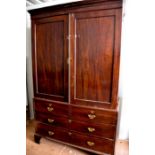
top-left (32, 15), bottom-right (68, 101)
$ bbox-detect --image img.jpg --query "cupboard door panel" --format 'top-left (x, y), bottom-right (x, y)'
top-left (70, 9), bottom-right (122, 108)
top-left (32, 15), bottom-right (68, 101)
top-left (76, 16), bottom-right (114, 102)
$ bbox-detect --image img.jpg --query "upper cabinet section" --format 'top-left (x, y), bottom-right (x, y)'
top-left (29, 0), bottom-right (122, 108)
top-left (32, 15), bottom-right (68, 102)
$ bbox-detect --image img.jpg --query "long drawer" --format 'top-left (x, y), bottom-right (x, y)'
top-left (34, 99), bottom-right (117, 125)
top-left (70, 120), bottom-right (116, 139)
top-left (36, 123), bottom-right (114, 155)
top-left (34, 100), bottom-right (69, 117)
top-left (35, 113), bottom-right (116, 139)
top-left (71, 106), bottom-right (118, 125)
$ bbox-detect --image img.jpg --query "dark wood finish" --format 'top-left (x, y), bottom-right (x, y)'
top-left (76, 10), bottom-right (115, 103)
top-left (36, 123), bottom-right (71, 143)
top-left (35, 113), bottom-right (69, 128)
top-left (32, 15), bottom-right (68, 102)
top-left (69, 131), bottom-right (115, 155)
top-left (110, 8), bottom-right (122, 109)
top-left (29, 0), bottom-right (122, 20)
top-left (34, 99), bottom-right (69, 117)
top-left (70, 9), bottom-right (122, 108)
top-left (35, 123), bottom-right (115, 155)
top-left (29, 0), bottom-right (122, 154)
top-left (34, 134), bottom-right (42, 144)
top-left (71, 105), bottom-right (118, 125)
top-left (70, 120), bottom-right (116, 139)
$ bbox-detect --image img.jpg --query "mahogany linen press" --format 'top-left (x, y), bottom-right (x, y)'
top-left (28, 0), bottom-right (122, 154)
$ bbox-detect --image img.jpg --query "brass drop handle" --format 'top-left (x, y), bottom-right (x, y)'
top-left (68, 119), bottom-right (72, 123)
top-left (88, 127), bottom-right (95, 132)
top-left (68, 132), bottom-right (72, 136)
top-left (87, 141), bottom-right (95, 146)
top-left (47, 107), bottom-right (54, 112)
top-left (88, 114), bottom-right (96, 120)
top-left (67, 57), bottom-right (73, 65)
top-left (48, 118), bottom-right (54, 123)
top-left (48, 131), bottom-right (54, 136)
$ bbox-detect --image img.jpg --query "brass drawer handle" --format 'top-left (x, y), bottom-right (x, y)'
top-left (47, 107), bottom-right (54, 112)
top-left (68, 119), bottom-right (72, 123)
top-left (48, 131), bottom-right (54, 136)
top-left (48, 118), bottom-right (54, 123)
top-left (88, 127), bottom-right (95, 132)
top-left (87, 141), bottom-right (95, 146)
top-left (68, 132), bottom-right (72, 136)
top-left (88, 114), bottom-right (96, 120)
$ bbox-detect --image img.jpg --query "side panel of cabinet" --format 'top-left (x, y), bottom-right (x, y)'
top-left (70, 9), bottom-right (122, 108)
top-left (32, 15), bottom-right (68, 101)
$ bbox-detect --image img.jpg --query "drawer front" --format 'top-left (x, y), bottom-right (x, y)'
top-left (34, 100), bottom-right (69, 117)
top-left (69, 131), bottom-right (114, 155)
top-left (35, 123), bottom-right (114, 154)
top-left (70, 120), bottom-right (116, 139)
top-left (71, 106), bottom-right (117, 125)
top-left (36, 123), bottom-right (70, 143)
top-left (35, 113), bottom-right (69, 128)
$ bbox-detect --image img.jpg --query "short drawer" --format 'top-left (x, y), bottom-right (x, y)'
top-left (69, 131), bottom-right (114, 155)
top-left (35, 123), bottom-right (70, 143)
top-left (35, 113), bottom-right (69, 128)
top-left (70, 120), bottom-right (116, 139)
top-left (71, 106), bottom-right (117, 125)
top-left (34, 100), bottom-right (69, 117)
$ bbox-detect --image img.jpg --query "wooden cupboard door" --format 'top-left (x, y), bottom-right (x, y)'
top-left (70, 9), bottom-right (122, 108)
top-left (32, 15), bottom-right (68, 101)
